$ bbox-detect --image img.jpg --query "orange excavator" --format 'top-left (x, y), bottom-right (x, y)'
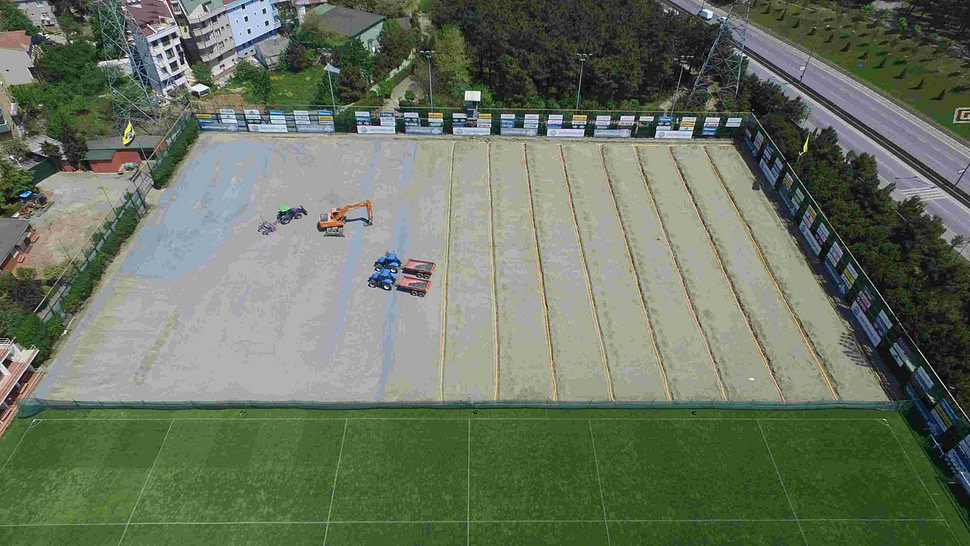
top-left (318, 200), bottom-right (373, 236)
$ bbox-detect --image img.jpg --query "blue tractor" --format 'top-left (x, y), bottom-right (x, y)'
top-left (368, 268), bottom-right (396, 291)
top-left (374, 251), bottom-right (402, 273)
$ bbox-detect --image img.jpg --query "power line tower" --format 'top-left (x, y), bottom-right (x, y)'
top-left (685, 0), bottom-right (751, 111)
top-left (93, 0), bottom-right (160, 131)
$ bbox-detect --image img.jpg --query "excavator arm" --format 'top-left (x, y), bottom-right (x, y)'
top-left (318, 200), bottom-right (373, 236)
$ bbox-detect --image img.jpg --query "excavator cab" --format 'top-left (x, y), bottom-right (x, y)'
top-left (318, 200), bottom-right (373, 236)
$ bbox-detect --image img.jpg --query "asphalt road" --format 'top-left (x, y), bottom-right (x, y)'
top-left (671, 0), bottom-right (970, 256)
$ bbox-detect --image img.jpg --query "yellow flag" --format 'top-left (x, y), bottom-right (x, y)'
top-left (122, 121), bottom-right (135, 146)
top-left (801, 133), bottom-right (809, 155)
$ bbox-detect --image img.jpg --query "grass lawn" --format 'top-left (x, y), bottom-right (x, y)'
top-left (0, 407), bottom-right (966, 545)
top-left (746, 0), bottom-right (970, 144)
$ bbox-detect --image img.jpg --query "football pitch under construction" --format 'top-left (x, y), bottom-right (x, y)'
top-left (36, 133), bottom-right (888, 403)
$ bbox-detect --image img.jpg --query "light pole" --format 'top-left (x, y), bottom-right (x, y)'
top-left (669, 55), bottom-right (694, 115)
top-left (575, 53), bottom-right (590, 110)
top-left (421, 48), bottom-right (436, 112)
top-left (957, 160), bottom-right (970, 188)
top-left (800, 26), bottom-right (824, 83)
top-left (324, 63), bottom-right (341, 115)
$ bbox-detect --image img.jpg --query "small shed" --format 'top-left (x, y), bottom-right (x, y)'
top-left (190, 83), bottom-right (210, 98)
top-left (0, 218), bottom-right (33, 272)
top-left (61, 135), bottom-right (164, 173)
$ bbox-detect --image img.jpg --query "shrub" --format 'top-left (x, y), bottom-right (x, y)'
top-left (151, 118), bottom-right (200, 189)
top-left (61, 206), bottom-right (140, 313)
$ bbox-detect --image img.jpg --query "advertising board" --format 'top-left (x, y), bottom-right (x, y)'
top-left (547, 128), bottom-right (586, 138)
top-left (453, 126), bottom-right (490, 136)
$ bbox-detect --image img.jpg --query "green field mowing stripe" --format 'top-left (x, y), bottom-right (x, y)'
top-left (470, 420), bottom-right (603, 521)
top-left (131, 419), bottom-right (346, 523)
top-left (761, 419), bottom-right (941, 520)
top-left (0, 420), bottom-right (171, 524)
top-left (330, 419), bottom-right (467, 521)
top-left (0, 408), bottom-right (967, 546)
top-left (592, 419), bottom-right (792, 520)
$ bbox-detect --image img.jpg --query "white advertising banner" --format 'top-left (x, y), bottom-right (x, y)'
top-left (655, 129), bottom-right (693, 139)
top-left (357, 125), bottom-right (395, 134)
top-left (453, 126), bottom-right (491, 136)
top-left (726, 117), bottom-right (743, 128)
top-left (249, 123), bottom-right (287, 133)
top-left (547, 128), bottom-right (586, 138)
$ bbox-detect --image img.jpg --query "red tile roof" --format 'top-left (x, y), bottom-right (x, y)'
top-left (0, 31), bottom-right (31, 52)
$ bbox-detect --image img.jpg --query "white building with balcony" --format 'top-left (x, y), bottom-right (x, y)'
top-left (225, 0), bottom-right (283, 60)
top-left (167, 0), bottom-right (240, 78)
top-left (125, 0), bottom-right (191, 97)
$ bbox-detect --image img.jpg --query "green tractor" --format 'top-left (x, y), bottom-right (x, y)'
top-left (277, 205), bottom-right (307, 225)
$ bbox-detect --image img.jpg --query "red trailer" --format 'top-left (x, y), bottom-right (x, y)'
top-left (402, 259), bottom-right (435, 279)
top-left (397, 275), bottom-right (431, 297)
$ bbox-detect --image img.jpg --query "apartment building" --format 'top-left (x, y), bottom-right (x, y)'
top-left (126, 0), bottom-right (190, 96)
top-left (13, 0), bottom-right (59, 32)
top-left (226, 0), bottom-right (283, 60)
top-left (167, 0), bottom-right (240, 78)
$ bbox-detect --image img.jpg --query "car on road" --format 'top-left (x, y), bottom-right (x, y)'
top-left (697, 8), bottom-right (713, 20)
top-left (718, 15), bottom-right (728, 23)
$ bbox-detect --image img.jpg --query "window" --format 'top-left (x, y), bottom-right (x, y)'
top-left (247, 28), bottom-right (252, 34)
top-left (244, 15), bottom-right (248, 22)
top-left (262, 8), bottom-right (266, 14)
top-left (264, 21), bottom-right (269, 26)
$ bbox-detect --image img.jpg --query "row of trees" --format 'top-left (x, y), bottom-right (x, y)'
top-left (744, 72), bottom-right (970, 406)
top-left (430, 0), bottom-right (716, 107)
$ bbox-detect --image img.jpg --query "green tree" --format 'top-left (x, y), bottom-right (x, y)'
top-left (0, 138), bottom-right (31, 162)
top-left (57, 13), bottom-right (80, 40)
top-left (40, 141), bottom-right (62, 168)
top-left (0, 2), bottom-right (39, 34)
top-left (432, 25), bottom-right (469, 88)
top-left (336, 63), bottom-right (370, 102)
top-left (191, 62), bottom-right (213, 87)
top-left (0, 159), bottom-right (33, 201)
top-left (340, 38), bottom-right (374, 77)
top-left (375, 20), bottom-right (414, 77)
top-left (60, 121), bottom-right (88, 168)
top-left (281, 41), bottom-right (313, 72)
top-left (297, 13), bottom-right (346, 49)
top-left (250, 67), bottom-right (273, 103)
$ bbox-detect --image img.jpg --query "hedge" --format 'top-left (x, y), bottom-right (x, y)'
top-left (61, 206), bottom-right (139, 313)
top-left (151, 117), bottom-right (200, 189)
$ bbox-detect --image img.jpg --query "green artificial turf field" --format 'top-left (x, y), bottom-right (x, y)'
top-left (0, 408), bottom-right (967, 545)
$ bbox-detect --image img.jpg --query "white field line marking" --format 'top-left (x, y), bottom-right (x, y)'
top-left (885, 420), bottom-right (958, 542)
top-left (0, 517), bottom-right (946, 528)
top-left (757, 420), bottom-right (807, 546)
top-left (0, 420), bottom-right (34, 474)
top-left (467, 419), bottom-right (471, 546)
top-left (588, 420), bottom-right (612, 545)
top-left (322, 419), bottom-right (349, 546)
top-left (118, 419), bottom-right (175, 546)
top-left (31, 416), bottom-right (895, 422)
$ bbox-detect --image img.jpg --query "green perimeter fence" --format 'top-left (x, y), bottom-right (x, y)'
top-left (189, 102), bottom-right (751, 140)
top-left (31, 109), bottom-right (197, 324)
top-left (21, 105), bottom-right (970, 505)
top-left (16, 399), bottom-right (907, 416)
top-left (740, 115), bottom-right (970, 495)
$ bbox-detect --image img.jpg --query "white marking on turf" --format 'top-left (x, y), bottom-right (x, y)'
top-left (757, 420), bottom-right (808, 546)
top-left (0, 423), bottom-right (33, 474)
top-left (118, 419), bottom-right (175, 546)
top-left (588, 420), bottom-right (612, 545)
top-left (885, 420), bottom-right (958, 543)
top-left (322, 419), bottom-right (349, 546)
top-left (0, 517), bottom-right (947, 528)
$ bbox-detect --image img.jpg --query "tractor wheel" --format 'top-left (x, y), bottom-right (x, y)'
top-left (381, 283), bottom-right (392, 291)
top-left (280, 216), bottom-right (291, 225)
top-left (389, 266), bottom-right (399, 274)
top-left (368, 280), bottom-right (377, 288)
top-left (374, 264), bottom-right (382, 272)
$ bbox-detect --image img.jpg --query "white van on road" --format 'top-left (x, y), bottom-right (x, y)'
top-left (697, 8), bottom-right (713, 20)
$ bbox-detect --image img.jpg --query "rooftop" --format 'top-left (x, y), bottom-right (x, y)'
top-left (0, 49), bottom-right (35, 86)
top-left (86, 135), bottom-right (164, 151)
top-left (0, 31), bottom-right (31, 52)
top-left (123, 0), bottom-right (177, 36)
top-left (0, 219), bottom-right (30, 258)
top-left (309, 5), bottom-right (384, 38)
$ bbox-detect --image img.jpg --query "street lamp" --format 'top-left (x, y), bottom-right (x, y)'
top-left (575, 53), bottom-right (590, 110)
top-left (324, 62), bottom-right (341, 115)
top-left (669, 55), bottom-right (695, 115)
top-left (421, 48), bottom-right (436, 112)
top-left (800, 26), bottom-right (826, 83)
top-left (957, 160), bottom-right (970, 188)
